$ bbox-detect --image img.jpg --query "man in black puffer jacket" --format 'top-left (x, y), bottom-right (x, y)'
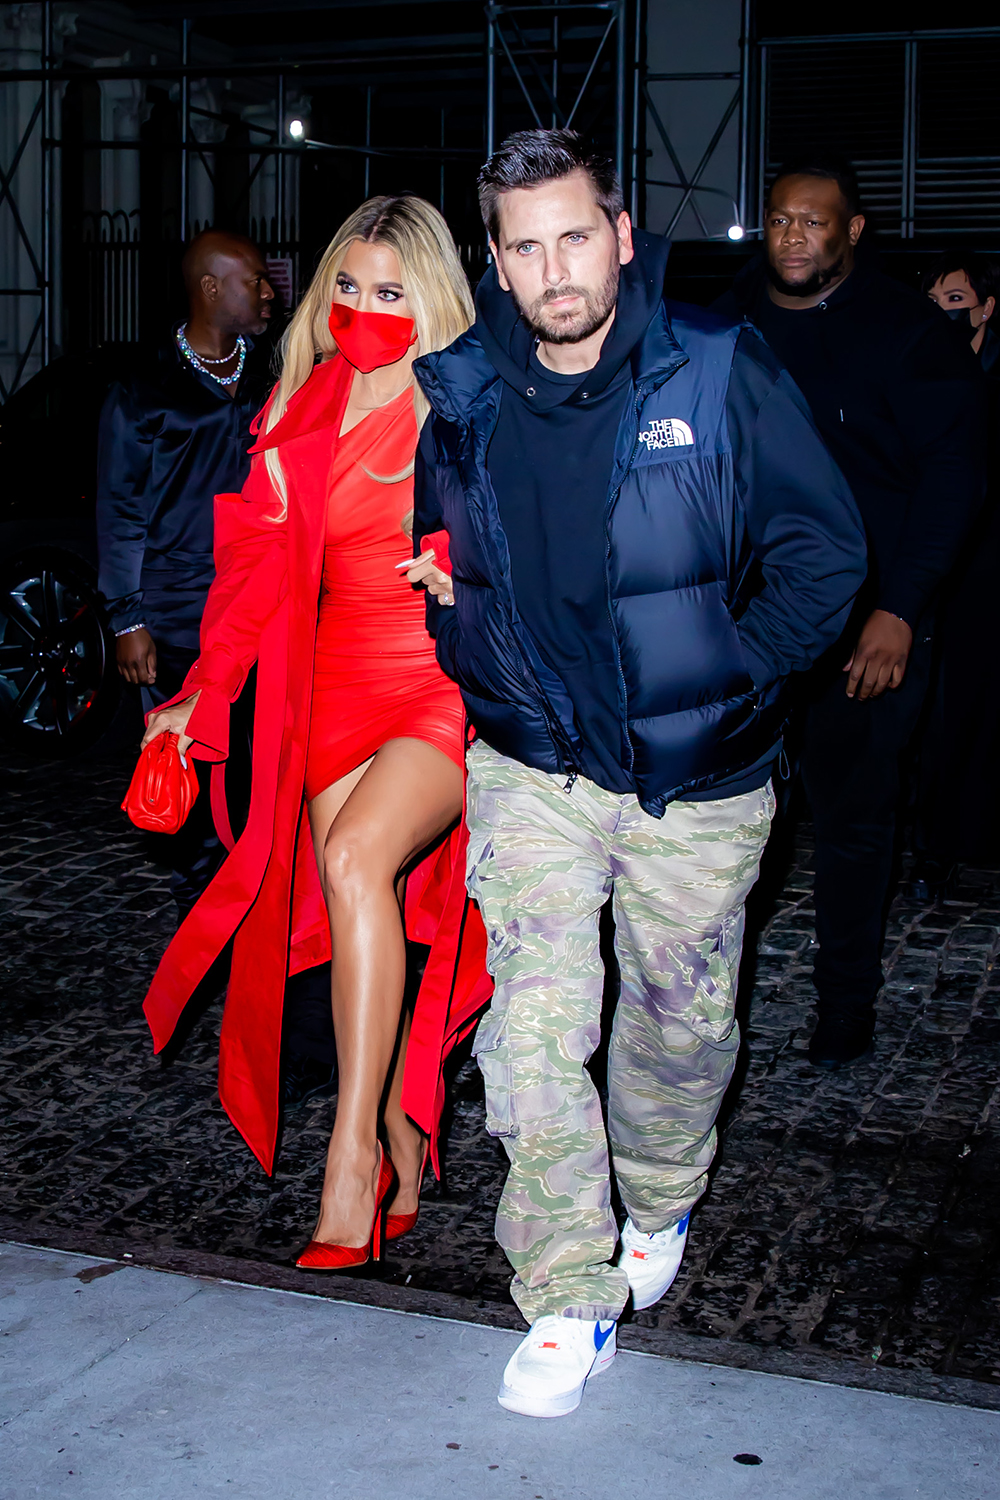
top-left (411, 130), bottom-right (866, 1420)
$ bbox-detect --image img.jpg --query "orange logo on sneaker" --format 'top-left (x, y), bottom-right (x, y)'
top-left (539, 1341), bottom-right (559, 1348)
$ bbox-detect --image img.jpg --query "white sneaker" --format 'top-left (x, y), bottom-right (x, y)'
top-left (498, 1314), bottom-right (617, 1418)
top-left (618, 1212), bottom-right (690, 1310)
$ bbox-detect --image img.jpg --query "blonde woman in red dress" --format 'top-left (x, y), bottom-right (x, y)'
top-left (140, 197), bottom-right (489, 1267)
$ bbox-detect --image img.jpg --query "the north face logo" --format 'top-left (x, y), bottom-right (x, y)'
top-left (639, 417), bottom-right (694, 451)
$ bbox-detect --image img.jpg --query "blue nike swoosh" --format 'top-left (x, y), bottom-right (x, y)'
top-left (594, 1322), bottom-right (615, 1352)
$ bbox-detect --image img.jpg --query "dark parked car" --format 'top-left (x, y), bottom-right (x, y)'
top-left (0, 348), bottom-right (147, 758)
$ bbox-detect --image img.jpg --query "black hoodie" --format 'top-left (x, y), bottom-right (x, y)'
top-left (478, 232), bottom-right (671, 791)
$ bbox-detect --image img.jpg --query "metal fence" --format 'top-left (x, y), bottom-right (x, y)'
top-left (80, 211), bottom-right (140, 347)
top-left (757, 28), bottom-right (1000, 239)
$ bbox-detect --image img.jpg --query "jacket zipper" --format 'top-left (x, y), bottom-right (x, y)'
top-left (604, 387), bottom-right (647, 780)
top-left (464, 407), bottom-right (581, 780)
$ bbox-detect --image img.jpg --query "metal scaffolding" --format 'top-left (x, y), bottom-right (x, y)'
top-left (636, 0), bottom-right (750, 240)
top-left (3, 5), bottom-right (1000, 397)
top-left (0, 0), bottom-right (51, 398)
top-left (485, 2), bottom-right (630, 189)
top-left (0, 0), bottom-right (492, 395)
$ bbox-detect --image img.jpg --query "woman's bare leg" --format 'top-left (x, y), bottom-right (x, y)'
top-left (306, 737), bottom-right (462, 1247)
top-left (381, 1008), bottom-right (427, 1217)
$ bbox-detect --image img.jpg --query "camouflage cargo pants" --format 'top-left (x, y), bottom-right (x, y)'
top-left (466, 741), bottom-right (774, 1324)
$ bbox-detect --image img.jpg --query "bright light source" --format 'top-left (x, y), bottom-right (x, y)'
top-left (288, 118), bottom-right (306, 140)
top-left (727, 224), bottom-right (745, 241)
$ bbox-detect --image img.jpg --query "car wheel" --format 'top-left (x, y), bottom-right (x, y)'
top-left (0, 547), bottom-right (122, 759)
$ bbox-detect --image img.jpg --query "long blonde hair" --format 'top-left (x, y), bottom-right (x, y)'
top-left (264, 195), bottom-right (474, 505)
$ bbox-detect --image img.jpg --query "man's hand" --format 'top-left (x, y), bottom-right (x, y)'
top-left (116, 628), bottom-right (157, 686)
top-left (844, 609), bottom-right (912, 700)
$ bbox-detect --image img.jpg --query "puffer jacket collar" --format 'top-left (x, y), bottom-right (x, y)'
top-left (416, 237), bottom-right (689, 426)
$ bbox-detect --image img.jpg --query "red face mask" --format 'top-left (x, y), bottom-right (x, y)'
top-left (328, 302), bottom-right (417, 373)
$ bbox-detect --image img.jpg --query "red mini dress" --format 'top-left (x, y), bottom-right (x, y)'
top-left (304, 387), bottom-right (465, 801)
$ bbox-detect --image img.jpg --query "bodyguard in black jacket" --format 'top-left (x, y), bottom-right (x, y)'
top-left (97, 232), bottom-right (274, 694)
top-left (97, 231), bottom-right (274, 919)
top-left (408, 131), bottom-right (866, 1417)
top-left (716, 158), bottom-right (987, 1068)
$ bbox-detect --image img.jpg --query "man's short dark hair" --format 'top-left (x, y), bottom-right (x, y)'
top-left (477, 128), bottom-right (624, 244)
top-left (768, 154), bottom-right (863, 219)
top-left (921, 247), bottom-right (1000, 306)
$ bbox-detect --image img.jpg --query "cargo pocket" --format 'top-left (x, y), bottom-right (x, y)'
top-left (688, 910), bottom-right (742, 1045)
top-left (472, 1002), bottom-right (519, 1139)
top-left (465, 827), bottom-right (521, 977)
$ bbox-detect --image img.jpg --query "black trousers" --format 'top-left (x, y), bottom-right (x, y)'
top-left (913, 502), bottom-right (1000, 866)
top-left (799, 632), bottom-right (933, 1010)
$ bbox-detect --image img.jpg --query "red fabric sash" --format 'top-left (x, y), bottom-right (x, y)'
top-left (249, 356), bottom-right (348, 455)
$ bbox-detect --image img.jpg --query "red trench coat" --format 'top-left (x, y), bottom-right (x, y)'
top-left (141, 357), bottom-right (491, 1174)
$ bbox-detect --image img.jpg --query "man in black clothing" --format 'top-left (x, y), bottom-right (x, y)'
top-left (716, 158), bottom-right (987, 1067)
top-left (912, 250), bottom-right (1000, 882)
top-left (412, 129), bottom-right (865, 1416)
top-left (97, 230), bottom-right (275, 914)
top-left (98, 231), bottom-right (335, 1103)
top-left (99, 231), bottom-right (274, 710)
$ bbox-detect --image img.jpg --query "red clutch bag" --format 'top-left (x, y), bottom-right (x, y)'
top-left (122, 732), bottom-right (199, 834)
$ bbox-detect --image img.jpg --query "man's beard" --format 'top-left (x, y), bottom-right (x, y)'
top-left (766, 252), bottom-right (846, 300)
top-left (516, 262), bottom-right (620, 344)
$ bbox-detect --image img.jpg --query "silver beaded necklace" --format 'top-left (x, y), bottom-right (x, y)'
top-left (176, 324), bottom-right (246, 387)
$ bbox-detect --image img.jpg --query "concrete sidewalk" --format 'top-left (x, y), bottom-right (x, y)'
top-left (1, 1242), bottom-right (997, 1500)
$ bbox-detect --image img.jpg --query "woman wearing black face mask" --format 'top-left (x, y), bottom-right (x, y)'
top-left (908, 250), bottom-right (1000, 890)
top-left (926, 251), bottom-right (999, 368)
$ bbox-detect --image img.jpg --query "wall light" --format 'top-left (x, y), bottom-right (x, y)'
top-left (288, 118), bottom-right (306, 140)
top-left (727, 224), bottom-right (745, 241)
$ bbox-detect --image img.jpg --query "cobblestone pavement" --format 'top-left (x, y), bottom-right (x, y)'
top-left (2, 743), bottom-right (999, 1398)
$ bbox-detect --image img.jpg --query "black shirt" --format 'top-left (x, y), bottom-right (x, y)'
top-left (96, 330), bottom-right (273, 650)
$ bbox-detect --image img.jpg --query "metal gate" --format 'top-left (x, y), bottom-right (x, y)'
top-left (755, 27), bottom-right (1000, 239)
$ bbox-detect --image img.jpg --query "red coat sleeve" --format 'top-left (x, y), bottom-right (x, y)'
top-left (150, 459), bottom-right (288, 761)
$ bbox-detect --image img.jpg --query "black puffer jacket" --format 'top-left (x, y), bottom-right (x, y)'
top-left (414, 253), bottom-right (866, 814)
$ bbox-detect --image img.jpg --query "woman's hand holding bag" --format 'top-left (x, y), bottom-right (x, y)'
top-left (122, 730), bottom-right (199, 834)
top-left (123, 692), bottom-right (202, 833)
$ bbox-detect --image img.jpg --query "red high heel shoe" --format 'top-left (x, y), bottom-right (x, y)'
top-left (296, 1144), bottom-right (396, 1270)
top-left (386, 1140), bottom-right (430, 1242)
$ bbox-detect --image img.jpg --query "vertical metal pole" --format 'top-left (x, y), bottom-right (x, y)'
top-left (41, 0), bottom-right (52, 366)
top-left (486, 9), bottom-right (496, 158)
top-left (737, 0), bottom-right (753, 227)
top-left (630, 0), bottom-right (644, 224)
top-left (551, 12), bottom-right (558, 130)
top-left (756, 43), bottom-right (768, 230)
top-left (614, 0), bottom-right (626, 187)
top-left (364, 86), bottom-right (372, 198)
top-left (276, 73), bottom-right (285, 240)
top-left (180, 18), bottom-right (190, 240)
top-left (901, 38), bottom-right (917, 239)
